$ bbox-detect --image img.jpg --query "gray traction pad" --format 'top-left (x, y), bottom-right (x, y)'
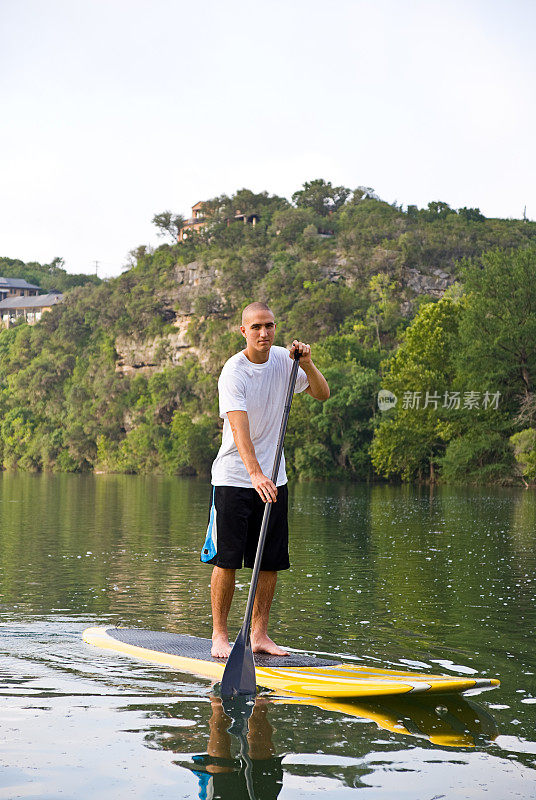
top-left (106, 628), bottom-right (339, 668)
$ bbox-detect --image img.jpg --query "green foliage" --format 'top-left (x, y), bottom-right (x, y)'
top-left (458, 207), bottom-right (485, 222)
top-left (372, 246), bottom-right (536, 483)
top-left (510, 428), bottom-right (536, 483)
top-left (337, 200), bottom-right (406, 250)
top-left (292, 179), bottom-right (351, 216)
top-left (1, 184), bottom-right (536, 483)
top-left (352, 273), bottom-right (404, 353)
top-left (152, 211), bottom-right (185, 242)
top-left (269, 208), bottom-right (321, 245)
top-left (457, 246), bottom-right (536, 408)
top-left (423, 201), bottom-right (456, 221)
top-left (440, 420), bottom-right (515, 484)
top-left (0, 256), bottom-right (100, 292)
top-left (285, 335), bottom-right (381, 479)
top-left (370, 298), bottom-right (460, 481)
top-left (0, 407), bottom-right (39, 470)
top-left (203, 189), bottom-right (288, 221)
top-left (168, 412), bottom-right (220, 475)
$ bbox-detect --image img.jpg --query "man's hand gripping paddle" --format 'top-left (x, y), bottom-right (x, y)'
top-left (220, 350), bottom-right (301, 698)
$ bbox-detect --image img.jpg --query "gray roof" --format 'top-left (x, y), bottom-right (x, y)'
top-left (0, 293), bottom-right (64, 310)
top-left (0, 277), bottom-right (41, 290)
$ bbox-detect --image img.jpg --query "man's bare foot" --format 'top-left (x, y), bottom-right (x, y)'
top-left (211, 634), bottom-right (231, 658)
top-left (251, 634), bottom-right (288, 656)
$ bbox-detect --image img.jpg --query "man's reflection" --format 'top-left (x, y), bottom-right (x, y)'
top-left (188, 696), bottom-right (283, 800)
top-left (177, 690), bottom-right (497, 799)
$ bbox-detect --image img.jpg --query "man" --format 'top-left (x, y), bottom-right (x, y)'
top-left (201, 302), bottom-right (330, 658)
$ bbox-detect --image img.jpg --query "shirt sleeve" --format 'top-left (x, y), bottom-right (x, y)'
top-left (294, 364), bottom-right (309, 394)
top-left (218, 365), bottom-right (247, 418)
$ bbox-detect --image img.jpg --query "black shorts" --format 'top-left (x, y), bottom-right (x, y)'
top-left (200, 485), bottom-right (289, 571)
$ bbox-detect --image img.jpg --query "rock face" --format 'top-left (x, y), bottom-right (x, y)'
top-left (114, 255), bottom-right (457, 373)
top-left (169, 260), bottom-right (221, 313)
top-left (175, 260), bottom-right (215, 291)
top-left (115, 315), bottom-right (197, 375)
top-left (404, 267), bottom-right (455, 297)
top-left (115, 260), bottom-right (218, 374)
top-left (115, 317), bottom-right (195, 375)
top-left (400, 267), bottom-right (456, 316)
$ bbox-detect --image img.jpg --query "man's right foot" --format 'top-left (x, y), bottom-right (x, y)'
top-left (211, 634), bottom-right (231, 658)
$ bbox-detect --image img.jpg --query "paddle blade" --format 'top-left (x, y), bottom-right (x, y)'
top-left (220, 629), bottom-right (257, 698)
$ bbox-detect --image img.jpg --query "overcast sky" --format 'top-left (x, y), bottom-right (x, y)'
top-left (1, 0), bottom-right (535, 277)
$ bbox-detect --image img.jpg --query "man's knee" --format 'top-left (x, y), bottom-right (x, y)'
top-left (212, 566), bottom-right (236, 579)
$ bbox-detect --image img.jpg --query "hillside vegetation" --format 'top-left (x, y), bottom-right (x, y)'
top-left (0, 256), bottom-right (101, 293)
top-left (1, 180), bottom-right (536, 483)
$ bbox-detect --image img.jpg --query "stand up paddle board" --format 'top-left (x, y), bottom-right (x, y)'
top-left (83, 627), bottom-right (499, 699)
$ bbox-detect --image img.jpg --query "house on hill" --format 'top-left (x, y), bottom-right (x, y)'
top-left (178, 201), bottom-right (207, 241)
top-left (178, 201), bottom-right (260, 241)
top-left (0, 277), bottom-right (41, 300)
top-left (0, 292), bottom-right (64, 327)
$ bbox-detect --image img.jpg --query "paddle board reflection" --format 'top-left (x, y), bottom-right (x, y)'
top-left (271, 692), bottom-right (498, 749)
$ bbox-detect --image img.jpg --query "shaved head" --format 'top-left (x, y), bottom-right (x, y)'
top-left (241, 302), bottom-right (273, 325)
top-left (240, 302), bottom-right (276, 363)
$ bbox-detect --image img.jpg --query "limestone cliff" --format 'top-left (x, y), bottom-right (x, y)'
top-left (114, 254), bottom-right (455, 374)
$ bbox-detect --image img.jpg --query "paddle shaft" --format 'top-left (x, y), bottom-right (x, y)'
top-left (239, 350), bottom-right (301, 643)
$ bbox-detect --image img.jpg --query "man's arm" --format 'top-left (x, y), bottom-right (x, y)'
top-left (226, 410), bottom-right (278, 503)
top-left (290, 340), bottom-right (330, 401)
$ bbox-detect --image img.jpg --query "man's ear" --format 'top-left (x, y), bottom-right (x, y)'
top-left (240, 325), bottom-right (246, 339)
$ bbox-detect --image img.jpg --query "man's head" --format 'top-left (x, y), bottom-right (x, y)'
top-left (240, 302), bottom-right (275, 362)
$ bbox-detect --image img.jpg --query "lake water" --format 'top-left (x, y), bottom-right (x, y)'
top-left (1, 474), bottom-right (535, 799)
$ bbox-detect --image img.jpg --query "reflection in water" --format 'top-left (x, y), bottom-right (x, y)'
top-left (157, 691), bottom-right (498, 799)
top-left (182, 697), bottom-right (283, 800)
top-left (271, 692), bottom-right (498, 749)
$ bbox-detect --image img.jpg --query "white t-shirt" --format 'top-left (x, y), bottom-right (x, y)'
top-left (211, 346), bottom-right (309, 487)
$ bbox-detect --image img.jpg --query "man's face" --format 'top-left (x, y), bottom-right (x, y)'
top-left (240, 309), bottom-right (276, 354)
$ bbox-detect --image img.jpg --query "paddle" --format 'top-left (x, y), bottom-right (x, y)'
top-left (220, 349), bottom-right (301, 698)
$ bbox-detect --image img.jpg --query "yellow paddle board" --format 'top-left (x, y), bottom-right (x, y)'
top-left (83, 627), bottom-right (499, 699)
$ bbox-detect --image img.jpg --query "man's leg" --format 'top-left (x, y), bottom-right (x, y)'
top-left (251, 570), bottom-right (288, 656)
top-left (211, 566), bottom-right (235, 658)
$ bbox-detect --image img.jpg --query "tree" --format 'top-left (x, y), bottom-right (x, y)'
top-left (370, 298), bottom-right (460, 481)
top-left (440, 414), bottom-right (514, 484)
top-left (292, 179), bottom-right (351, 216)
top-left (231, 189), bottom-right (288, 217)
top-left (151, 211), bottom-right (185, 242)
top-left (269, 207), bottom-right (320, 244)
top-left (435, 246), bottom-right (536, 483)
top-left (353, 274), bottom-right (403, 355)
top-left (168, 412), bottom-right (219, 474)
top-left (125, 245), bottom-right (154, 270)
top-left (350, 186), bottom-right (379, 203)
top-left (424, 201), bottom-right (454, 220)
top-left (457, 246), bottom-right (536, 406)
top-left (285, 335), bottom-right (381, 479)
top-left (201, 190), bottom-right (288, 225)
top-left (458, 207), bottom-right (485, 222)
top-left (510, 428), bottom-right (536, 484)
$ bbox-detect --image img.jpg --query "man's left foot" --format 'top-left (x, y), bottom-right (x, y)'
top-left (251, 634), bottom-right (288, 656)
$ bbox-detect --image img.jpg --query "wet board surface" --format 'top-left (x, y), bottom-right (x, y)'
top-left (105, 627), bottom-right (338, 667)
top-left (83, 627), bottom-right (500, 699)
